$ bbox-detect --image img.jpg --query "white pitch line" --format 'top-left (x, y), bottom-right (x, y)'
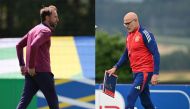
top-left (0, 38), bottom-right (20, 48)
top-left (37, 91), bottom-right (95, 109)
top-left (0, 59), bottom-right (20, 74)
top-left (73, 78), bottom-right (95, 85)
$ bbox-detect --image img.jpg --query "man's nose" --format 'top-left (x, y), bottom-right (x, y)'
top-left (57, 18), bottom-right (59, 22)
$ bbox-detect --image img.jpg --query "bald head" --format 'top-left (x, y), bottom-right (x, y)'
top-left (123, 12), bottom-right (139, 32)
top-left (124, 12), bottom-right (138, 22)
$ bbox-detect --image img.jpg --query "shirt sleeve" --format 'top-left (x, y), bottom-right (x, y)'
top-left (114, 48), bottom-right (128, 69)
top-left (29, 30), bottom-right (51, 68)
top-left (16, 34), bottom-right (28, 66)
top-left (141, 30), bottom-right (160, 74)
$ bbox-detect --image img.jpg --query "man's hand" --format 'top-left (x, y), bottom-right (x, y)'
top-left (106, 67), bottom-right (117, 76)
top-left (28, 68), bottom-right (36, 77)
top-left (20, 66), bottom-right (27, 76)
top-left (151, 74), bottom-right (159, 85)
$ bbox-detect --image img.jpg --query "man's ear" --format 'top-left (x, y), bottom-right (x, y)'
top-left (45, 16), bottom-right (49, 21)
top-left (134, 18), bottom-right (137, 22)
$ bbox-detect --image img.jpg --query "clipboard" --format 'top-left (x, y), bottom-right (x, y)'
top-left (102, 71), bottom-right (118, 98)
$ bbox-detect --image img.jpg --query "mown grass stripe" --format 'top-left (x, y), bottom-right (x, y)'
top-left (0, 47), bottom-right (17, 60)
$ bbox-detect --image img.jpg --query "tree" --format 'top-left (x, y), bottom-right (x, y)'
top-left (96, 30), bottom-right (132, 83)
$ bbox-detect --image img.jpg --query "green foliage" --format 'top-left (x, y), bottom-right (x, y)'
top-left (96, 30), bottom-right (132, 83)
top-left (161, 49), bottom-right (190, 71)
top-left (96, 0), bottom-right (190, 37)
top-left (0, 0), bottom-right (95, 37)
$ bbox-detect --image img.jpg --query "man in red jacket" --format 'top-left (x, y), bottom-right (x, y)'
top-left (16, 5), bottom-right (59, 109)
top-left (107, 12), bottom-right (160, 109)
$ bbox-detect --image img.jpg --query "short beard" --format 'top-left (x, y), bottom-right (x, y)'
top-left (49, 22), bottom-right (57, 29)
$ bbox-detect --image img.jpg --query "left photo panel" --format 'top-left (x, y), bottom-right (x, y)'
top-left (0, 0), bottom-right (95, 109)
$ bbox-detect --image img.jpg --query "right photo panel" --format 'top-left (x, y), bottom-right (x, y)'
top-left (95, 0), bottom-right (190, 109)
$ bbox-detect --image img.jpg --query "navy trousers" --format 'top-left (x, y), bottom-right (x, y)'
top-left (16, 73), bottom-right (59, 109)
top-left (126, 72), bottom-right (155, 109)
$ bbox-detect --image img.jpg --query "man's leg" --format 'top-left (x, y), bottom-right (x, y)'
top-left (139, 73), bottom-right (155, 109)
top-left (17, 75), bottom-right (39, 109)
top-left (34, 73), bottom-right (59, 109)
top-left (126, 73), bottom-right (144, 109)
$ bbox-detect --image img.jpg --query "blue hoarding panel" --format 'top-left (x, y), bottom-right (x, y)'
top-left (96, 84), bottom-right (190, 109)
